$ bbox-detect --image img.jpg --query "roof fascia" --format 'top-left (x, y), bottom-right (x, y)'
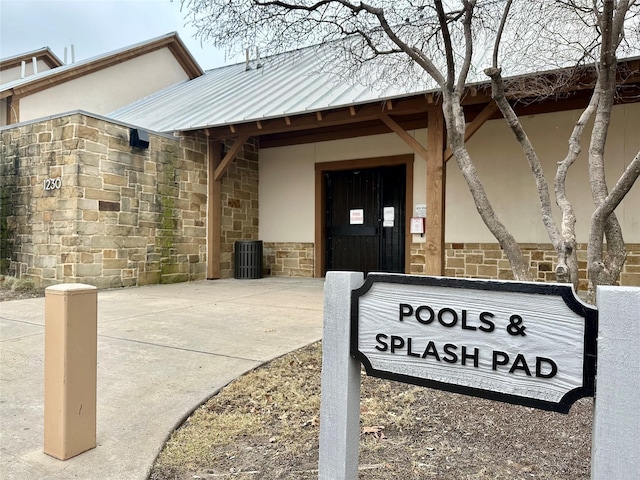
top-left (0, 48), bottom-right (64, 71)
top-left (4, 33), bottom-right (204, 99)
top-left (166, 34), bottom-right (204, 79)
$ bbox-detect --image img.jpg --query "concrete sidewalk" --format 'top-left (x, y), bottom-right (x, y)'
top-left (0, 277), bottom-right (325, 479)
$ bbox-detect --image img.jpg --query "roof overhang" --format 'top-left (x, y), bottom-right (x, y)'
top-left (0, 47), bottom-right (63, 71)
top-left (190, 57), bottom-right (639, 148)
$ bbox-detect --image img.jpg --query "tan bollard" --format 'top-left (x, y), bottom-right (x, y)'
top-left (44, 283), bottom-right (97, 460)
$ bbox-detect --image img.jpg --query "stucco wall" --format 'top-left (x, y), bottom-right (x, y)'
top-left (448, 103), bottom-right (640, 243)
top-left (260, 132), bottom-right (414, 242)
top-left (17, 49), bottom-right (190, 122)
top-left (260, 103), bottom-right (639, 245)
top-left (1, 113), bottom-right (209, 287)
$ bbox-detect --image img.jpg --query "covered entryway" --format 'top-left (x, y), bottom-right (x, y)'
top-left (315, 155), bottom-right (413, 276)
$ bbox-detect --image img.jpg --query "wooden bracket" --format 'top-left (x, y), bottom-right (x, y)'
top-left (213, 135), bottom-right (249, 181)
top-left (444, 101), bottom-right (499, 162)
top-left (379, 113), bottom-right (429, 161)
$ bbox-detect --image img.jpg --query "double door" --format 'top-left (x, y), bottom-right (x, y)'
top-left (325, 164), bottom-right (406, 274)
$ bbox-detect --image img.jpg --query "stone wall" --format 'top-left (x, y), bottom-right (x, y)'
top-left (410, 242), bottom-right (640, 288)
top-left (219, 138), bottom-right (259, 278)
top-left (263, 242), bottom-right (314, 277)
top-left (1, 113), bottom-right (209, 287)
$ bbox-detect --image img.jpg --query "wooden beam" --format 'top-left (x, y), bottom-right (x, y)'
top-left (444, 100), bottom-right (498, 162)
top-left (425, 107), bottom-right (446, 276)
top-left (214, 135), bottom-right (249, 181)
top-left (207, 139), bottom-right (222, 279)
top-left (379, 113), bottom-right (429, 161)
top-left (316, 111), bottom-right (323, 121)
top-left (314, 167), bottom-right (324, 278)
top-left (6, 96), bottom-right (19, 125)
top-left (256, 120), bottom-right (263, 130)
top-left (229, 125), bottom-right (236, 134)
top-left (201, 95), bottom-right (438, 140)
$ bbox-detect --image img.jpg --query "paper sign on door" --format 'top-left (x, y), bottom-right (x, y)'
top-left (383, 207), bottom-right (394, 227)
top-left (350, 209), bottom-right (364, 225)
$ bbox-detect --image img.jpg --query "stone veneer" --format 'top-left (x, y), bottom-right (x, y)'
top-left (3, 112), bottom-right (637, 288)
top-left (410, 242), bottom-right (640, 288)
top-left (1, 113), bottom-right (210, 287)
top-left (263, 242), bottom-right (314, 277)
top-left (219, 138), bottom-right (259, 278)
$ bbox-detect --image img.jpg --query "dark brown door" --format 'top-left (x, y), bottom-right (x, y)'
top-left (325, 165), bottom-right (405, 274)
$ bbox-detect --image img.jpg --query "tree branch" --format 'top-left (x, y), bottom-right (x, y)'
top-left (485, 66), bottom-right (561, 251)
top-left (554, 78), bottom-right (601, 287)
top-left (434, 0), bottom-right (456, 91)
top-left (492, 0), bottom-right (513, 69)
top-left (455, 1), bottom-right (476, 96)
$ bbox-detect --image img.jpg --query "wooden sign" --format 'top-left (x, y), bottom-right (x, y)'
top-left (350, 274), bottom-right (598, 413)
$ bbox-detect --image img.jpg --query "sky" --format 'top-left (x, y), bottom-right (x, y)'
top-left (0, 0), bottom-right (240, 70)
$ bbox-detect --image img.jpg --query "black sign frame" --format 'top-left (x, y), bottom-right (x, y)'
top-left (350, 273), bottom-right (598, 413)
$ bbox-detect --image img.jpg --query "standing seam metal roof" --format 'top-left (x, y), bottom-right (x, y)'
top-left (109, 41), bottom-right (640, 134)
top-left (109, 44), bottom-right (426, 133)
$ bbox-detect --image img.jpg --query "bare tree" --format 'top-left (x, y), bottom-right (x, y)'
top-left (182, 0), bottom-right (640, 303)
top-left (484, 0), bottom-right (640, 302)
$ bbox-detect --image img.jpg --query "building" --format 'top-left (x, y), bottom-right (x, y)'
top-left (0, 47), bottom-right (64, 84)
top-left (1, 39), bottom-right (638, 289)
top-left (1, 33), bottom-right (203, 127)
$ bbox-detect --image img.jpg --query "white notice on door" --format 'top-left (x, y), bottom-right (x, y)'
top-left (350, 209), bottom-right (364, 225)
top-left (383, 207), bottom-right (395, 227)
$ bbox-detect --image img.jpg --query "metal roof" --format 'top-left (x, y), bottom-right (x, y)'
top-left (108, 44), bottom-right (435, 133)
top-left (109, 41), bottom-right (640, 134)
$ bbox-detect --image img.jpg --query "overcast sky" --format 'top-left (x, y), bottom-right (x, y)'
top-left (0, 0), bottom-right (239, 70)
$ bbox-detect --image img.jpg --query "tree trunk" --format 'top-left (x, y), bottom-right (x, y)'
top-left (553, 83), bottom-right (602, 291)
top-left (485, 66), bottom-right (569, 285)
top-left (585, 0), bottom-right (630, 303)
top-left (442, 92), bottom-right (533, 281)
top-left (586, 149), bottom-right (639, 303)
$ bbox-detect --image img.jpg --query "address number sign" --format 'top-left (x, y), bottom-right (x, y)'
top-left (44, 178), bottom-right (62, 190)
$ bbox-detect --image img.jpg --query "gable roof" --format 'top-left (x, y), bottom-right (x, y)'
top-left (0, 32), bottom-right (204, 100)
top-left (110, 44), bottom-right (422, 133)
top-left (0, 47), bottom-right (64, 71)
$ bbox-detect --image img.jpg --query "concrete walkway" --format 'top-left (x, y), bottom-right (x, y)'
top-left (0, 277), bottom-right (325, 479)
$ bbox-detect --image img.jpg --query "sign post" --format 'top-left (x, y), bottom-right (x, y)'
top-left (319, 272), bottom-right (639, 479)
top-left (591, 286), bottom-right (640, 479)
top-left (318, 272), bottom-right (364, 480)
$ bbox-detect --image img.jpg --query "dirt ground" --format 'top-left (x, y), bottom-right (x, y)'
top-left (149, 341), bottom-right (592, 480)
top-left (0, 277), bottom-right (45, 302)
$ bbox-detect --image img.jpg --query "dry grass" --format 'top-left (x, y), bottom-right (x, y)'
top-left (0, 276), bottom-right (44, 301)
top-left (149, 341), bottom-right (592, 480)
